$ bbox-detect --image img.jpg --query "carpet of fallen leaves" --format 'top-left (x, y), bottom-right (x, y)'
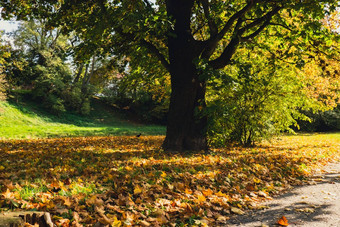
top-left (0, 134), bottom-right (339, 226)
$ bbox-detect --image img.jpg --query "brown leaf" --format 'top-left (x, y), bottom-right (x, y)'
top-left (140, 220), bottom-right (151, 226)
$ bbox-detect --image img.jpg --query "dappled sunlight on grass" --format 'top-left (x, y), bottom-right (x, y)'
top-left (0, 134), bottom-right (339, 226)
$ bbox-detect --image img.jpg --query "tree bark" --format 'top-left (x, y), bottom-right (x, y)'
top-left (162, 61), bottom-right (208, 152)
top-left (162, 0), bottom-right (207, 152)
top-left (72, 63), bottom-right (84, 86)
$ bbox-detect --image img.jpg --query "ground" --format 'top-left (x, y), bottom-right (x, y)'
top-left (0, 133), bottom-right (339, 226)
top-left (227, 162), bottom-right (340, 226)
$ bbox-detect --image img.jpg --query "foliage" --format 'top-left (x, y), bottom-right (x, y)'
top-left (3, 0), bottom-right (340, 151)
top-left (4, 20), bottom-right (97, 115)
top-left (207, 41), bottom-right (339, 146)
top-left (0, 32), bottom-right (10, 101)
top-left (0, 134), bottom-right (339, 225)
top-left (0, 100), bottom-right (165, 139)
top-left (295, 48), bottom-right (340, 132)
top-left (205, 9), bottom-right (340, 146)
top-left (102, 69), bottom-right (170, 123)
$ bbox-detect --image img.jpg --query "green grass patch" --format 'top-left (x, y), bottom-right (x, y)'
top-left (0, 100), bottom-right (165, 139)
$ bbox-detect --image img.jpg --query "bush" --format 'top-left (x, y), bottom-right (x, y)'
top-left (207, 51), bottom-right (311, 147)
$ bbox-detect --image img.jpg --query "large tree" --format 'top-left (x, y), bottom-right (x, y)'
top-left (1, 0), bottom-right (339, 151)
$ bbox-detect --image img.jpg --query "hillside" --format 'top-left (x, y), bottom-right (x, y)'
top-left (0, 100), bottom-right (165, 139)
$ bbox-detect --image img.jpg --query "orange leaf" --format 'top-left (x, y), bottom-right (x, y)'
top-left (277, 216), bottom-right (289, 226)
top-left (184, 188), bottom-right (192, 194)
top-left (202, 188), bottom-right (213, 197)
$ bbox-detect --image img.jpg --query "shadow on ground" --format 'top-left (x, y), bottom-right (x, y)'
top-left (227, 164), bottom-right (340, 226)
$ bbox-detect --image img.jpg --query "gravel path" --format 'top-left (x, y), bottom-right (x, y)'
top-left (227, 162), bottom-right (340, 227)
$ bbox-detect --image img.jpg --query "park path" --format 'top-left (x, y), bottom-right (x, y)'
top-left (226, 162), bottom-right (340, 227)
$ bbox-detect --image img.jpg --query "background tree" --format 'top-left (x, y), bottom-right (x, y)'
top-left (0, 31), bottom-right (10, 101)
top-left (2, 0), bottom-right (339, 151)
top-left (101, 62), bottom-right (171, 123)
top-left (4, 20), bottom-right (98, 114)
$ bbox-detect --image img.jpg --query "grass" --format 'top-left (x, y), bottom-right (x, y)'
top-left (0, 100), bottom-right (165, 139)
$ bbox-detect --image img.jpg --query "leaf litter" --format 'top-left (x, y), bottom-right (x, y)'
top-left (0, 134), bottom-right (339, 226)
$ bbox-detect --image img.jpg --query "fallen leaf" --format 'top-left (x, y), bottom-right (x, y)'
top-left (202, 188), bottom-right (213, 197)
top-left (197, 194), bottom-right (206, 203)
top-left (231, 207), bottom-right (245, 215)
top-left (140, 220), bottom-right (151, 226)
top-left (295, 208), bottom-right (315, 213)
top-left (134, 185), bottom-right (143, 195)
top-left (277, 216), bottom-right (289, 226)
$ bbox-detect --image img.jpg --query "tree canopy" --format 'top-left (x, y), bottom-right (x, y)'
top-left (1, 0), bottom-right (340, 151)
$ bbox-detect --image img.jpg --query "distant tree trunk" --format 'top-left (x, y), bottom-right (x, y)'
top-left (81, 55), bottom-right (95, 96)
top-left (162, 0), bottom-right (208, 152)
top-left (81, 63), bottom-right (90, 95)
top-left (72, 63), bottom-right (84, 87)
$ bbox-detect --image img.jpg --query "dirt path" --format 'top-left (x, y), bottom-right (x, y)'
top-left (227, 162), bottom-right (340, 227)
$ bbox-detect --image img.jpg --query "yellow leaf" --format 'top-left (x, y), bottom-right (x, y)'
top-left (254, 177), bottom-right (261, 184)
top-left (167, 184), bottom-right (174, 190)
top-left (161, 171), bottom-right (167, 178)
top-left (133, 185), bottom-right (143, 195)
top-left (125, 166), bottom-right (133, 171)
top-left (215, 191), bottom-right (227, 197)
top-left (0, 165), bottom-right (5, 171)
top-left (197, 194), bottom-right (206, 203)
top-left (216, 215), bottom-right (228, 223)
top-left (231, 207), bottom-right (244, 215)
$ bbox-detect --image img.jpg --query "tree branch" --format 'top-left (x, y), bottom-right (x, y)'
top-left (217, 0), bottom-right (259, 40)
top-left (209, 6), bottom-right (282, 69)
top-left (213, 38), bottom-right (239, 68)
top-left (241, 7), bottom-right (281, 40)
top-left (141, 39), bottom-right (170, 72)
top-left (200, 0), bottom-right (218, 36)
top-left (239, 6), bottom-right (281, 35)
top-left (269, 22), bottom-right (292, 31)
top-left (200, 0), bottom-right (258, 59)
top-left (143, 0), bottom-right (153, 9)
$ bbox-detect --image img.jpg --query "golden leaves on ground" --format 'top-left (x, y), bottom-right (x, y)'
top-left (0, 134), bottom-right (339, 226)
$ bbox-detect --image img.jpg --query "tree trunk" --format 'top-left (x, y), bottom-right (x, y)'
top-left (72, 63), bottom-right (84, 87)
top-left (162, 67), bottom-right (208, 152)
top-left (163, 0), bottom-right (207, 152)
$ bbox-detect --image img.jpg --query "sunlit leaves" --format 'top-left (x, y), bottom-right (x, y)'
top-left (0, 134), bottom-right (339, 225)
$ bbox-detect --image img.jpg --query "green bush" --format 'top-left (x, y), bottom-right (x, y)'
top-left (207, 50), bottom-right (311, 147)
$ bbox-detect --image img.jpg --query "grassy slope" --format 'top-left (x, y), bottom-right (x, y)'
top-left (0, 100), bottom-right (165, 139)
